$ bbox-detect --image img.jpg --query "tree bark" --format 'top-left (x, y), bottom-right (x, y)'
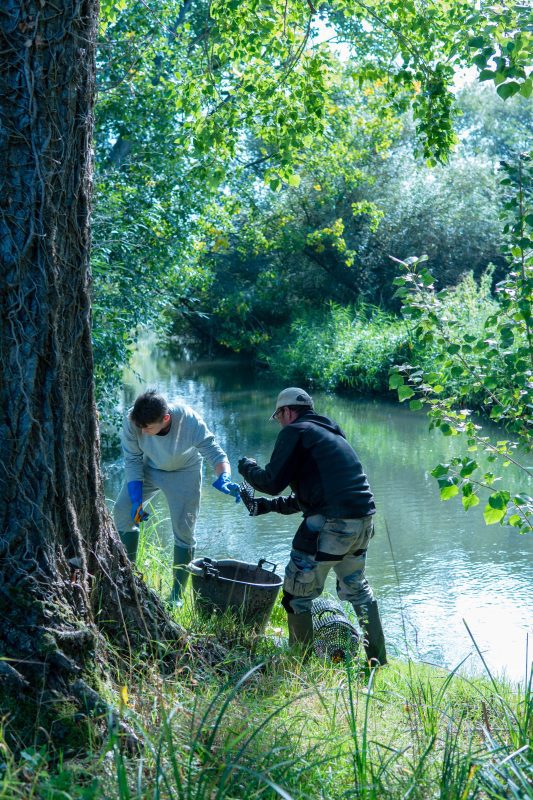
top-left (0, 0), bottom-right (183, 736)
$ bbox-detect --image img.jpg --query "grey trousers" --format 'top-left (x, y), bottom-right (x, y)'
top-left (113, 465), bottom-right (202, 549)
top-left (283, 515), bottom-right (375, 614)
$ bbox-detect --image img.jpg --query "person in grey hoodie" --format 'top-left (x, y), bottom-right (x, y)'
top-left (114, 389), bottom-right (240, 603)
top-left (238, 387), bottom-right (386, 666)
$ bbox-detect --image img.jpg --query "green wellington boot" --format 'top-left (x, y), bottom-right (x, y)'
top-left (119, 530), bottom-right (140, 563)
top-left (287, 612), bottom-right (314, 653)
top-left (355, 600), bottom-right (387, 667)
top-left (170, 545), bottom-right (194, 605)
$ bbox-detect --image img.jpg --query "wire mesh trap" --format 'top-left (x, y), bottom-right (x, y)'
top-left (311, 597), bottom-right (360, 662)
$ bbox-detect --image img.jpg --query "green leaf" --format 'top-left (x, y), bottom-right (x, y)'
top-left (398, 385), bottom-right (415, 402)
top-left (496, 82), bottom-right (522, 100)
top-left (389, 372), bottom-right (404, 389)
top-left (409, 399), bottom-right (424, 411)
top-left (440, 423), bottom-right (454, 436)
top-left (462, 494), bottom-right (480, 510)
top-left (508, 515), bottom-right (521, 527)
top-left (483, 505), bottom-right (506, 525)
top-left (440, 484), bottom-right (459, 501)
top-left (488, 491), bottom-right (510, 510)
top-left (519, 79), bottom-right (532, 99)
top-left (431, 463), bottom-right (449, 479)
top-left (459, 460), bottom-right (478, 478)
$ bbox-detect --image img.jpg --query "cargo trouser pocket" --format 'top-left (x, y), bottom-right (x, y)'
top-left (284, 557), bottom-right (319, 598)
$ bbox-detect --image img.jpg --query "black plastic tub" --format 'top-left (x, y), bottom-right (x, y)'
top-left (188, 557), bottom-right (282, 631)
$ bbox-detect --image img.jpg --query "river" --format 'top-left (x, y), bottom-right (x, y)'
top-left (103, 343), bottom-right (533, 683)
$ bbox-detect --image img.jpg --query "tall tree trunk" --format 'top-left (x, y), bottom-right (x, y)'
top-left (0, 0), bottom-right (182, 735)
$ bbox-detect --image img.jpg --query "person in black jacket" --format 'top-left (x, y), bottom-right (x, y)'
top-left (238, 387), bottom-right (387, 665)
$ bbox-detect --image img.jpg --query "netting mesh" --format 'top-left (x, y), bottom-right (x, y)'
top-left (311, 598), bottom-right (360, 662)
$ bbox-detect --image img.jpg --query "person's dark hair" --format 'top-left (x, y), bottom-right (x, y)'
top-left (130, 390), bottom-right (169, 428)
top-left (286, 404), bottom-right (313, 418)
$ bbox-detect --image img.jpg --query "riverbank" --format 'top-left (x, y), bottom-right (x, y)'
top-left (3, 524), bottom-right (530, 799)
top-left (2, 589), bottom-right (530, 799)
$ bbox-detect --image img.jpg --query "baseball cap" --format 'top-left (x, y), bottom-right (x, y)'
top-left (270, 387), bottom-right (314, 420)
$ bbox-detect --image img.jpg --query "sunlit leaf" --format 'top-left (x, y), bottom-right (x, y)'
top-left (483, 505), bottom-right (506, 525)
top-left (440, 484), bottom-right (459, 501)
top-left (462, 494), bottom-right (480, 510)
top-left (398, 385), bottom-right (415, 402)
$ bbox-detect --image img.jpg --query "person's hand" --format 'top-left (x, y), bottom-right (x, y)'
top-left (212, 473), bottom-right (242, 503)
top-left (252, 498), bottom-right (274, 516)
top-left (132, 504), bottom-right (149, 525)
top-left (245, 495), bottom-right (273, 516)
top-left (238, 457), bottom-right (257, 475)
top-left (127, 480), bottom-right (149, 524)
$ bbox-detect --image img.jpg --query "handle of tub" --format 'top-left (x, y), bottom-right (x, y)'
top-left (187, 557), bottom-right (220, 579)
top-left (258, 558), bottom-right (278, 573)
top-left (203, 558), bottom-right (220, 579)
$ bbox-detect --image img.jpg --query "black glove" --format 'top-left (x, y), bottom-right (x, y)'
top-left (240, 481), bottom-right (273, 517)
top-left (238, 456), bottom-right (257, 476)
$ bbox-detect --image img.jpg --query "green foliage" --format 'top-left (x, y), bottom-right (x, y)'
top-left (164, 65), bottom-right (403, 352)
top-left (171, 79), bottom-right (519, 357)
top-left (390, 154), bottom-right (532, 532)
top-left (91, 0), bottom-right (531, 433)
top-left (467, 2), bottom-right (533, 100)
top-left (264, 303), bottom-right (409, 392)
top-left (91, 0), bottom-right (521, 408)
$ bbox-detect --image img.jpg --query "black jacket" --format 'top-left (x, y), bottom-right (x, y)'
top-left (238, 411), bottom-right (375, 519)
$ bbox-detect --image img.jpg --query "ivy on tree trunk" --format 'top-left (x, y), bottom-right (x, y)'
top-left (0, 0), bottom-right (184, 738)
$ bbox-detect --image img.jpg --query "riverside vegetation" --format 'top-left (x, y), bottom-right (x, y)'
top-left (2, 514), bottom-right (531, 800)
top-left (2, 0), bottom-right (531, 796)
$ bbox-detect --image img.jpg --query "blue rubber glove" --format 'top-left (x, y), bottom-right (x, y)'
top-left (127, 480), bottom-right (149, 524)
top-left (212, 472), bottom-right (242, 503)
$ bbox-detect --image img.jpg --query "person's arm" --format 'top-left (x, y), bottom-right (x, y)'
top-left (121, 415), bottom-right (144, 483)
top-left (121, 415), bottom-right (150, 523)
top-left (189, 411), bottom-right (240, 501)
top-left (241, 487), bottom-right (301, 517)
top-left (238, 425), bottom-right (300, 495)
top-left (214, 461), bottom-right (230, 477)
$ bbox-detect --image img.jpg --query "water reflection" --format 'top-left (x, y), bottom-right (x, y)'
top-left (104, 347), bottom-right (532, 682)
